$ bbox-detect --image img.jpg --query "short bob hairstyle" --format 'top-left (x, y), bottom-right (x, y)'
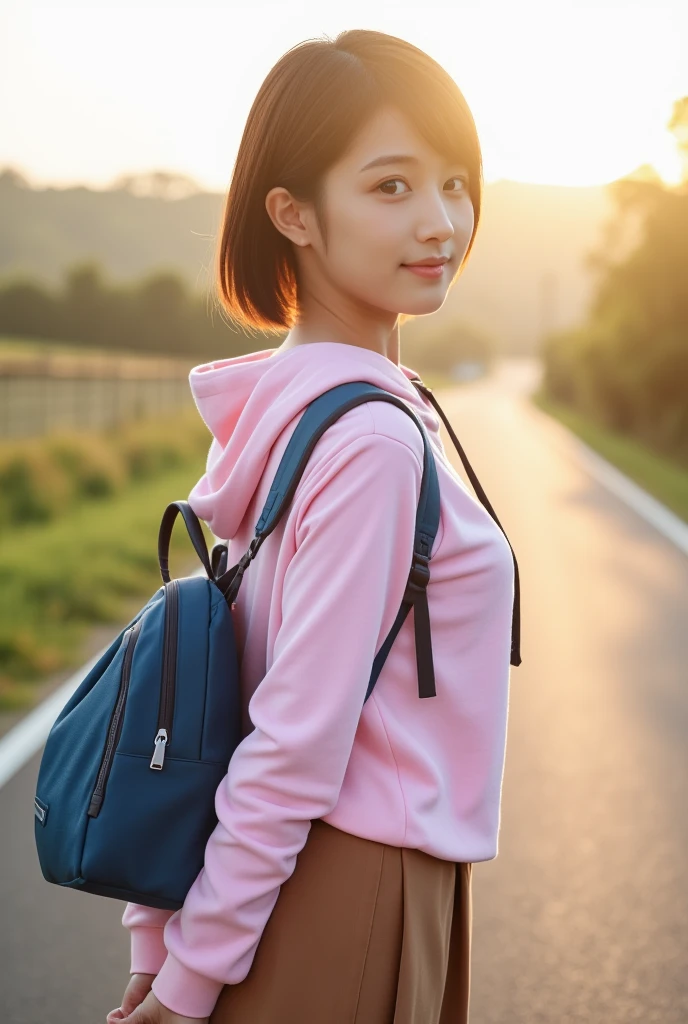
top-left (216, 28), bottom-right (483, 335)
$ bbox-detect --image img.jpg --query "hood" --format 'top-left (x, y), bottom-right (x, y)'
top-left (187, 341), bottom-right (440, 540)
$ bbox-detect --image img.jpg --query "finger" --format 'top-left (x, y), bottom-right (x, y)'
top-left (106, 1010), bottom-right (125, 1022)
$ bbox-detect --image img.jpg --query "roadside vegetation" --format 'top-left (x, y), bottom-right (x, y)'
top-left (531, 388), bottom-right (688, 524)
top-left (0, 409), bottom-right (215, 711)
top-left (537, 100), bottom-right (687, 518)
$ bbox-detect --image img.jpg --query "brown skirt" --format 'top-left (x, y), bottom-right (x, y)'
top-left (209, 818), bottom-right (472, 1024)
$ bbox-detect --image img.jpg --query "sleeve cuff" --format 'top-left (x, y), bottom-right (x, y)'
top-left (129, 926), bottom-right (169, 976)
top-left (151, 952), bottom-right (226, 1018)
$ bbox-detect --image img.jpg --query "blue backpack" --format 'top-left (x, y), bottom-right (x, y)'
top-left (33, 378), bottom-right (521, 910)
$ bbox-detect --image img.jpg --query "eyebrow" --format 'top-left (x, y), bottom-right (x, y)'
top-left (358, 153), bottom-right (468, 175)
top-left (359, 154), bottom-right (419, 173)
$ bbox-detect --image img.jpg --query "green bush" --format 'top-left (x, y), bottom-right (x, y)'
top-left (113, 415), bottom-right (209, 480)
top-left (0, 439), bottom-right (73, 527)
top-left (46, 431), bottom-right (128, 499)
top-left (0, 461), bottom-right (215, 701)
top-left (0, 409), bottom-right (211, 536)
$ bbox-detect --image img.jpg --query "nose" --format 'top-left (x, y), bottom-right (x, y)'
top-left (415, 187), bottom-right (455, 245)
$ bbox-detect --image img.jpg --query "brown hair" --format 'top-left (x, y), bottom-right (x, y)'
top-left (215, 29), bottom-right (483, 335)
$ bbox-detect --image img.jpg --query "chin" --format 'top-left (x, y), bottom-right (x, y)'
top-left (399, 294), bottom-right (449, 316)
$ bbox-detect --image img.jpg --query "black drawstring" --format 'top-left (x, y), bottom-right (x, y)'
top-left (409, 378), bottom-right (522, 668)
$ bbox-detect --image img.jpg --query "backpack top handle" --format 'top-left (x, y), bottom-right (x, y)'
top-left (158, 500), bottom-right (214, 584)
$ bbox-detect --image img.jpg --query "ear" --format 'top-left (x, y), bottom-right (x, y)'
top-left (265, 186), bottom-right (312, 248)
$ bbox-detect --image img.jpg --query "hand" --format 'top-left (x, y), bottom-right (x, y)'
top-left (106, 973), bottom-right (155, 1022)
top-left (106, 977), bottom-right (210, 1024)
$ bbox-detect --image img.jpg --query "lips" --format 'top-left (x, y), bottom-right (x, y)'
top-left (402, 256), bottom-right (450, 267)
top-left (402, 262), bottom-right (447, 278)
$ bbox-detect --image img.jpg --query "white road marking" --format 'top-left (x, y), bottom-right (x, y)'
top-left (529, 402), bottom-right (688, 557)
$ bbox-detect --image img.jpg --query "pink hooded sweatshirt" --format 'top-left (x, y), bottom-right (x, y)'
top-left (121, 341), bottom-right (515, 1018)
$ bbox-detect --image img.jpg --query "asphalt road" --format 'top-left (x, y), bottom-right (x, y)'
top-left (1, 357), bottom-right (686, 1023)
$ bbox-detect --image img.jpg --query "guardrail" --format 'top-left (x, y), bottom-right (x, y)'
top-left (0, 352), bottom-right (195, 438)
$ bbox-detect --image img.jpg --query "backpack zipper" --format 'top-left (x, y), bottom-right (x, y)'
top-left (149, 578), bottom-right (179, 771)
top-left (87, 617), bottom-right (143, 818)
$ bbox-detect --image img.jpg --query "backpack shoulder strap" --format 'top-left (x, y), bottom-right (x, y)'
top-left (215, 381), bottom-right (440, 701)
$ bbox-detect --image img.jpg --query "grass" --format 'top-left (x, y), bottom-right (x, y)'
top-left (531, 388), bottom-right (688, 525)
top-left (0, 460), bottom-right (217, 711)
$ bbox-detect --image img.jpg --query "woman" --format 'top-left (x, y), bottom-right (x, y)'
top-left (107, 27), bottom-right (518, 1024)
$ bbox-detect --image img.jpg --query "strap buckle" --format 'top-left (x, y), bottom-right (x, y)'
top-left (403, 550), bottom-right (430, 604)
top-left (238, 535), bottom-right (263, 571)
top-left (215, 534), bottom-right (265, 604)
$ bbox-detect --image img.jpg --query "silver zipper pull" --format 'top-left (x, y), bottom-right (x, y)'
top-left (149, 728), bottom-right (168, 770)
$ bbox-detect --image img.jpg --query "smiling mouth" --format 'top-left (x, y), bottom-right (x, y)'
top-left (402, 255), bottom-right (451, 267)
top-left (401, 263), bottom-right (447, 276)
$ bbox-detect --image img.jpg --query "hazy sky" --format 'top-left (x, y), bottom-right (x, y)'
top-left (2, 0), bottom-right (687, 193)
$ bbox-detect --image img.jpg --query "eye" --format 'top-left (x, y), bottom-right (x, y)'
top-left (444, 176), bottom-right (469, 193)
top-left (376, 175), bottom-right (468, 197)
top-left (377, 178), bottom-right (410, 196)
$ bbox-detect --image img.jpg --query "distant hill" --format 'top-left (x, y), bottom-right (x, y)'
top-left (0, 166), bottom-right (628, 355)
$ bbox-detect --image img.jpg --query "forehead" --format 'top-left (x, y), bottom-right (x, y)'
top-left (340, 105), bottom-right (451, 170)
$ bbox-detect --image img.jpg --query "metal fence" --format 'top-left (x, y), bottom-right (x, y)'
top-left (0, 352), bottom-right (195, 438)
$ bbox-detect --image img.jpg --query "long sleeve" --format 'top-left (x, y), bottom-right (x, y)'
top-left (143, 431), bottom-right (423, 1018)
top-left (121, 903), bottom-right (175, 975)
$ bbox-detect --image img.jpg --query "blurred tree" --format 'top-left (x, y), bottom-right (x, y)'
top-left (133, 272), bottom-right (193, 354)
top-left (63, 262), bottom-right (110, 347)
top-left (541, 95), bottom-right (688, 464)
top-left (0, 279), bottom-right (59, 339)
top-left (0, 259), bottom-right (262, 360)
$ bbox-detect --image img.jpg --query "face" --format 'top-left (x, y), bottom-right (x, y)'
top-left (272, 104), bottom-right (475, 322)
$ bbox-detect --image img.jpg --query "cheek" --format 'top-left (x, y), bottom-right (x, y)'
top-left (324, 224), bottom-right (386, 284)
top-left (333, 196), bottom-right (403, 252)
top-left (361, 202), bottom-right (409, 251)
top-left (453, 199), bottom-right (475, 243)
top-left (330, 203), bottom-right (406, 279)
